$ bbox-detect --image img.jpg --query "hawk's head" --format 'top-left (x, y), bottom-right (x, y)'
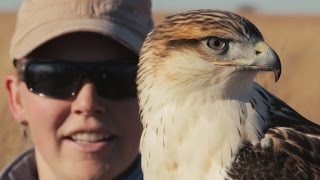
top-left (138, 10), bottom-right (281, 100)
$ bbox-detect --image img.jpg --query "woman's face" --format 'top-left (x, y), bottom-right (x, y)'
top-left (6, 33), bottom-right (142, 180)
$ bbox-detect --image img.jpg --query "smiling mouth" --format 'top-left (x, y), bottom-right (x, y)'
top-left (68, 132), bottom-right (116, 143)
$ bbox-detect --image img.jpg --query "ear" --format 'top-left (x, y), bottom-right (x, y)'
top-left (4, 75), bottom-right (25, 123)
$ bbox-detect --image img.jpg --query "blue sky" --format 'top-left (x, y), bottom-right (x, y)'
top-left (0, 0), bottom-right (320, 14)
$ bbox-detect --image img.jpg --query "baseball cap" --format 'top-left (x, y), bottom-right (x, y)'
top-left (10, 0), bottom-right (153, 60)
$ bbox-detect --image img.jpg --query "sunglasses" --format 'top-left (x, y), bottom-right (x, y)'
top-left (14, 59), bottom-right (138, 100)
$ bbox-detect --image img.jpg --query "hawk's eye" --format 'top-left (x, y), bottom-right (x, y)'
top-left (207, 37), bottom-right (228, 50)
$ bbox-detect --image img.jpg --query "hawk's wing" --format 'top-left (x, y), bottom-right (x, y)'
top-left (227, 84), bottom-right (320, 180)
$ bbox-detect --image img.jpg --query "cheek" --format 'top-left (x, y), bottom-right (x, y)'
top-left (20, 88), bottom-right (71, 143)
top-left (110, 98), bottom-right (142, 146)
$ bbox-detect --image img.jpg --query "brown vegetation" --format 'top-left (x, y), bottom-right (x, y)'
top-left (0, 11), bottom-right (319, 169)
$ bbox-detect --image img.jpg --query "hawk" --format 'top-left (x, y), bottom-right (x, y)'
top-left (137, 10), bottom-right (320, 180)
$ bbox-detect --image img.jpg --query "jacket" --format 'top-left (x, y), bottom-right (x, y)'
top-left (0, 149), bottom-right (143, 180)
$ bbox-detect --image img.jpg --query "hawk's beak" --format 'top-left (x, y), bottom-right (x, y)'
top-left (211, 41), bottom-right (282, 82)
top-left (251, 42), bottom-right (282, 82)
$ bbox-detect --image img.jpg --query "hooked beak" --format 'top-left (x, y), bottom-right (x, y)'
top-left (211, 41), bottom-right (282, 82)
top-left (250, 41), bottom-right (281, 82)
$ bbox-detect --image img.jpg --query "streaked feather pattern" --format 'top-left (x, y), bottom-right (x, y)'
top-left (137, 9), bottom-right (320, 180)
top-left (227, 84), bottom-right (320, 180)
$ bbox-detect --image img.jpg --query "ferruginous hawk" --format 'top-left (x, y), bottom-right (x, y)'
top-left (137, 9), bottom-right (320, 180)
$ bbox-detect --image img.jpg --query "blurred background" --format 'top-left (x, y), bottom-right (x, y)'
top-left (0, 0), bottom-right (319, 169)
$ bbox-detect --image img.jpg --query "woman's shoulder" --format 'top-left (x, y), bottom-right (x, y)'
top-left (0, 149), bottom-right (38, 180)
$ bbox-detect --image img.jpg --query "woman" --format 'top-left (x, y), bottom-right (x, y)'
top-left (1, 0), bottom-right (153, 179)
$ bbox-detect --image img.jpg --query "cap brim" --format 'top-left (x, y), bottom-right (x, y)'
top-left (11, 18), bottom-right (145, 59)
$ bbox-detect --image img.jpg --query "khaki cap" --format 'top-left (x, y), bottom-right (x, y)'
top-left (10, 0), bottom-right (153, 60)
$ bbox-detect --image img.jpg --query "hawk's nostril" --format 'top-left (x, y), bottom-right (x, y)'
top-left (255, 50), bottom-right (262, 55)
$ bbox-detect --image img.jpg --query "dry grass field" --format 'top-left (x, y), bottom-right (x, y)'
top-left (0, 11), bottom-right (319, 169)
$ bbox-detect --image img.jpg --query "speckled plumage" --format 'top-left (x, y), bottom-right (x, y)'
top-left (137, 9), bottom-right (320, 180)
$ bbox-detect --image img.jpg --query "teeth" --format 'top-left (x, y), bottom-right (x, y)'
top-left (71, 132), bottom-right (109, 143)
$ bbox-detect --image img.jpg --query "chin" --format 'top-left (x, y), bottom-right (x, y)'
top-left (65, 161), bottom-right (114, 180)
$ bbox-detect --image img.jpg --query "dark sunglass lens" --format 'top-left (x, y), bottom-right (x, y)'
top-left (94, 66), bottom-right (137, 99)
top-left (25, 63), bottom-right (82, 98)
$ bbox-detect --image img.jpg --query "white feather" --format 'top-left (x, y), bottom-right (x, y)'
top-left (138, 50), bottom-right (270, 180)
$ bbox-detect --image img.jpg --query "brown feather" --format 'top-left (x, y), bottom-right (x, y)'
top-left (227, 85), bottom-right (320, 180)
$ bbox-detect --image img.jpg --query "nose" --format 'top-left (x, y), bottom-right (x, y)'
top-left (71, 81), bottom-right (107, 115)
